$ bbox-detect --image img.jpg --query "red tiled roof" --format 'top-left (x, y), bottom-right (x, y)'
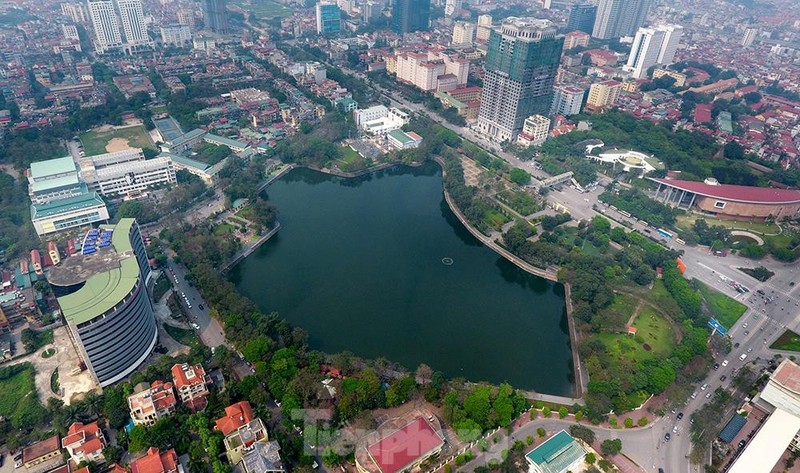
top-left (73, 438), bottom-right (103, 456)
top-left (367, 418), bottom-right (444, 473)
top-left (171, 363), bottom-right (206, 389)
top-left (652, 178), bottom-right (800, 204)
top-left (215, 401), bottom-right (254, 436)
top-left (130, 448), bottom-right (178, 473)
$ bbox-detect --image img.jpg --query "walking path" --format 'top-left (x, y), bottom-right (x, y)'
top-left (221, 222), bottom-right (282, 273)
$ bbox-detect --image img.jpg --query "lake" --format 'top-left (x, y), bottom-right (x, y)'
top-left (229, 162), bottom-right (574, 395)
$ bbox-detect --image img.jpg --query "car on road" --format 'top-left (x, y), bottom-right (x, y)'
top-left (722, 360), bottom-right (729, 367)
top-left (747, 347), bottom-right (753, 353)
top-left (664, 433), bottom-right (671, 441)
top-left (677, 412), bottom-right (684, 420)
top-left (744, 330), bottom-right (750, 336)
top-left (701, 383), bottom-right (709, 390)
top-left (740, 353), bottom-right (748, 361)
top-left (673, 425), bottom-right (678, 433)
top-left (713, 362), bottom-right (720, 370)
top-left (691, 391), bottom-right (698, 399)
top-left (742, 323), bottom-right (748, 329)
top-left (738, 439), bottom-right (747, 449)
top-left (706, 391), bottom-right (713, 399)
top-left (720, 375), bottom-right (727, 382)
top-left (191, 323), bottom-right (200, 329)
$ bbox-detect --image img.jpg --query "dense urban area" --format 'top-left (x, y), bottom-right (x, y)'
top-left (1, 0), bottom-right (800, 473)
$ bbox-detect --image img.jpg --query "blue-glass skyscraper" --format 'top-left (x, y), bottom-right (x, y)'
top-left (392, 0), bottom-right (431, 34)
top-left (316, 2), bottom-right (341, 34)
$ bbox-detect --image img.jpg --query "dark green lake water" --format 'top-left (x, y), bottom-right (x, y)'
top-left (229, 162), bottom-right (573, 395)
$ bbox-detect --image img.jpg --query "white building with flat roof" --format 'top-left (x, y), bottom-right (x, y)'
top-left (731, 360), bottom-right (800, 473)
top-left (78, 149), bottom-right (176, 196)
top-left (517, 115), bottom-right (550, 147)
top-left (354, 106), bottom-right (410, 135)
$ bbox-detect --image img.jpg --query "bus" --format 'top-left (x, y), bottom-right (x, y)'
top-left (657, 228), bottom-right (673, 239)
top-left (618, 210), bottom-right (632, 218)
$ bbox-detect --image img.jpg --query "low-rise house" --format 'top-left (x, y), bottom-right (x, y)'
top-left (216, 401), bottom-right (284, 473)
top-left (22, 435), bottom-right (63, 471)
top-left (130, 448), bottom-right (181, 473)
top-left (62, 422), bottom-right (107, 464)
top-left (171, 363), bottom-right (210, 411)
top-left (128, 381), bottom-right (177, 426)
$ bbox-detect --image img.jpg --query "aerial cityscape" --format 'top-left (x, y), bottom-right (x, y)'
top-left (1, 0), bottom-right (800, 472)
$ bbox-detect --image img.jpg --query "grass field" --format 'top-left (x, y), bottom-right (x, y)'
top-left (675, 214), bottom-right (781, 236)
top-left (338, 146), bottom-right (371, 172)
top-left (231, 0), bottom-right (294, 18)
top-left (0, 363), bottom-right (46, 428)
top-left (595, 293), bottom-right (638, 330)
top-left (163, 324), bottom-right (201, 347)
top-left (81, 125), bottom-right (156, 156)
top-left (770, 330), bottom-right (800, 352)
top-left (695, 280), bottom-right (748, 329)
top-left (595, 307), bottom-right (675, 363)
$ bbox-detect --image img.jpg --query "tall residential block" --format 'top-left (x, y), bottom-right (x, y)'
top-left (592, 0), bottom-right (651, 40)
top-left (452, 21), bottom-right (474, 46)
top-left (392, 0), bottom-right (431, 34)
top-left (445, 0), bottom-right (461, 17)
top-left (316, 2), bottom-right (341, 34)
top-left (567, 3), bottom-right (597, 35)
top-left (476, 18), bottom-right (564, 142)
top-left (517, 114), bottom-right (550, 147)
top-left (586, 80), bottom-right (622, 110)
top-left (550, 85), bottom-right (585, 116)
top-left (624, 24), bottom-right (682, 79)
top-left (48, 219), bottom-right (156, 387)
top-left (62, 3), bottom-right (88, 23)
top-left (362, 2), bottom-right (381, 24)
top-left (203, 0), bottom-right (229, 34)
top-left (88, 0), bottom-right (123, 53)
top-left (742, 27), bottom-right (757, 47)
top-left (476, 14), bottom-right (492, 42)
top-left (117, 0), bottom-right (152, 51)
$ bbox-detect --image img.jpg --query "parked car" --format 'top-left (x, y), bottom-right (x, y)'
top-left (664, 433), bottom-right (671, 441)
top-left (722, 360), bottom-right (729, 367)
top-left (720, 375), bottom-right (727, 382)
top-left (677, 412), bottom-right (684, 420)
top-left (701, 383), bottom-right (709, 390)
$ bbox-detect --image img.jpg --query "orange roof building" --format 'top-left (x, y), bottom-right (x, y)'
top-left (171, 363), bottom-right (210, 412)
top-left (62, 422), bottom-right (107, 464)
top-left (128, 381), bottom-right (177, 426)
top-left (130, 448), bottom-right (179, 473)
top-left (215, 401), bottom-right (255, 436)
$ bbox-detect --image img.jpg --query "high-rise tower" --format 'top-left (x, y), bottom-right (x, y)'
top-left (392, 0), bottom-right (431, 34)
top-left (88, 0), bottom-right (123, 53)
top-left (476, 18), bottom-right (564, 142)
top-left (592, 0), bottom-right (651, 40)
top-left (316, 1), bottom-right (341, 34)
top-left (567, 3), bottom-right (597, 35)
top-left (117, 0), bottom-right (152, 51)
top-left (624, 24), bottom-right (682, 79)
top-left (204, 0), bottom-right (229, 34)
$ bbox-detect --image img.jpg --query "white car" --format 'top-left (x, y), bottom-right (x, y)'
top-left (701, 383), bottom-right (709, 390)
top-left (722, 360), bottom-right (729, 367)
top-left (191, 323), bottom-right (200, 329)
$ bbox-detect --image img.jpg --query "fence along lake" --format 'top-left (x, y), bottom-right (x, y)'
top-left (229, 162), bottom-right (573, 395)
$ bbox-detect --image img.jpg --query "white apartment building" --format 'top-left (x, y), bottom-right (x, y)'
top-left (517, 115), bottom-right (550, 147)
top-left (62, 24), bottom-right (81, 41)
top-left (62, 3), bottom-right (87, 23)
top-left (88, 0), bottom-right (123, 53)
top-left (551, 86), bottom-right (585, 116)
top-left (353, 105), bottom-right (410, 134)
top-left (742, 27), bottom-right (758, 47)
top-left (78, 149), bottom-right (176, 196)
top-left (395, 51), bottom-right (470, 92)
top-left (452, 22), bottom-right (475, 46)
top-left (476, 14), bottom-right (492, 42)
top-left (445, 0), bottom-right (462, 16)
top-left (624, 24), bottom-right (683, 79)
top-left (160, 24), bottom-right (192, 47)
top-left (117, 0), bottom-right (153, 51)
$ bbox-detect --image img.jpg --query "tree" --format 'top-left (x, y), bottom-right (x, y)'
top-left (569, 425), bottom-right (596, 444)
top-left (537, 427), bottom-right (546, 437)
top-left (558, 407), bottom-right (568, 418)
top-left (509, 168), bottom-right (531, 186)
top-left (128, 425), bottom-right (149, 452)
top-left (601, 438), bottom-right (622, 455)
top-left (723, 141), bottom-right (745, 160)
top-left (542, 406), bottom-right (551, 418)
top-left (624, 417), bottom-right (634, 428)
top-left (585, 452), bottom-right (596, 464)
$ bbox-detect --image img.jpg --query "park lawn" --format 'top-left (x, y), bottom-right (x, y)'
top-left (0, 363), bottom-right (46, 427)
top-left (496, 189), bottom-right (542, 216)
top-left (484, 208), bottom-right (509, 229)
top-left (594, 293), bottom-right (639, 331)
top-left (81, 125), bottom-right (156, 156)
top-left (231, 0), bottom-right (294, 18)
top-left (337, 146), bottom-right (370, 172)
top-left (770, 330), bottom-right (800, 352)
top-left (214, 223), bottom-right (236, 235)
top-left (163, 324), bottom-right (201, 347)
top-left (674, 214), bottom-right (781, 236)
top-left (631, 279), bottom-right (683, 321)
top-left (695, 280), bottom-right (747, 329)
top-left (595, 308), bottom-right (675, 363)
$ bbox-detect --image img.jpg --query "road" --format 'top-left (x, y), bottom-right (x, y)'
top-left (163, 257), bottom-right (226, 348)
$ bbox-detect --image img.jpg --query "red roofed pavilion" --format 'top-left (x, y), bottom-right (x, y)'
top-left (366, 418), bottom-right (445, 473)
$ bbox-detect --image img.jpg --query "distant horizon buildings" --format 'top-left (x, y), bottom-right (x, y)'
top-left (444, 0), bottom-right (461, 17)
top-left (742, 27), bottom-right (758, 47)
top-left (392, 0), bottom-right (431, 34)
top-left (592, 0), bottom-right (652, 40)
top-left (203, 0), bottom-right (230, 34)
top-left (567, 3), bottom-right (597, 35)
top-left (316, 1), bottom-right (341, 34)
top-left (477, 17), bottom-right (563, 142)
top-left (624, 24), bottom-right (683, 79)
